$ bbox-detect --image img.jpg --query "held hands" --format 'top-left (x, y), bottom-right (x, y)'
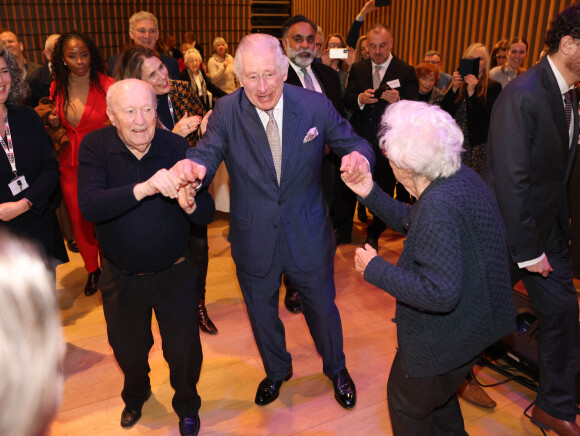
top-left (354, 244), bottom-right (378, 274)
top-left (345, 47), bottom-right (356, 67)
top-left (525, 256), bottom-right (553, 278)
top-left (0, 199), bottom-right (31, 221)
top-left (170, 159), bottom-right (207, 186)
top-left (382, 88), bottom-right (400, 104)
top-left (340, 151), bottom-right (373, 198)
top-left (133, 168), bottom-right (182, 201)
top-left (177, 183), bottom-right (197, 214)
top-left (173, 112), bottom-right (202, 138)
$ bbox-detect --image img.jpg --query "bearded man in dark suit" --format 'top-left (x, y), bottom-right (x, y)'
top-left (484, 4), bottom-right (580, 435)
top-left (280, 15), bottom-right (349, 313)
top-left (345, 23), bottom-right (419, 250)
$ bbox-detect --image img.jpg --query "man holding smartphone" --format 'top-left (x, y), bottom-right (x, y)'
top-left (345, 23), bottom-right (418, 250)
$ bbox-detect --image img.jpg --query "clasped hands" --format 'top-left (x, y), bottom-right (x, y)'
top-left (133, 159), bottom-right (206, 214)
top-left (340, 151), bottom-right (378, 273)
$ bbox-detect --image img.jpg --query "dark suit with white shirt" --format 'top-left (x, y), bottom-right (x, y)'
top-left (345, 56), bottom-right (418, 240)
top-left (186, 83), bottom-right (374, 380)
top-left (484, 56), bottom-right (580, 421)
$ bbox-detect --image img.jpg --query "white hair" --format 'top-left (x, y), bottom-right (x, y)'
top-left (184, 48), bottom-right (202, 65)
top-left (129, 11), bottom-right (158, 31)
top-left (378, 100), bottom-right (463, 180)
top-left (0, 231), bottom-right (64, 436)
top-left (106, 79), bottom-right (157, 112)
top-left (233, 33), bottom-right (289, 82)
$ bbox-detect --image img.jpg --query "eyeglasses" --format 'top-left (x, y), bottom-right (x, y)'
top-left (424, 60), bottom-right (440, 65)
top-left (496, 54), bottom-right (507, 61)
top-left (328, 43), bottom-right (342, 48)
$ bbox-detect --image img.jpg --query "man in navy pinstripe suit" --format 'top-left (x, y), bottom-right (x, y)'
top-left (171, 33), bottom-right (374, 409)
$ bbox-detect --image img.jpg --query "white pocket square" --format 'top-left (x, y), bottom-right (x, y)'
top-left (303, 127), bottom-right (318, 143)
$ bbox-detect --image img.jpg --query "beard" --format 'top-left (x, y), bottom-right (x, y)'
top-left (565, 47), bottom-right (580, 83)
top-left (285, 45), bottom-right (314, 68)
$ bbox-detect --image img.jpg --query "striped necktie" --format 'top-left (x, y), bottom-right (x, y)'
top-left (300, 67), bottom-right (316, 91)
top-left (266, 109), bottom-right (282, 184)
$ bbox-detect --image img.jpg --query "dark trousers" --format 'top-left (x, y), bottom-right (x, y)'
top-left (100, 255), bottom-right (202, 419)
top-left (333, 155), bottom-right (358, 238)
top-left (387, 352), bottom-right (475, 436)
top-left (368, 149), bottom-right (410, 240)
top-left (189, 223), bottom-right (208, 299)
top-left (236, 229), bottom-right (346, 381)
top-left (510, 221), bottom-right (579, 421)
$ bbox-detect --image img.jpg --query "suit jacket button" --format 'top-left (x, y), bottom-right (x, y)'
top-left (273, 224), bottom-right (278, 229)
top-left (278, 201), bottom-right (283, 205)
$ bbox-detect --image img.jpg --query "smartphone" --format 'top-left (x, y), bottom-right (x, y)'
top-left (374, 83), bottom-right (391, 99)
top-left (375, 0), bottom-right (392, 6)
top-left (458, 58), bottom-right (480, 78)
top-left (329, 48), bottom-right (348, 59)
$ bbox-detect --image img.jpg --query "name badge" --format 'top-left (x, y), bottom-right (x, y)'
top-left (8, 175), bottom-right (28, 196)
top-left (387, 79), bottom-right (401, 89)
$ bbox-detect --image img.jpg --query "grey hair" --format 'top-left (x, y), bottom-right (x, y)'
top-left (212, 36), bottom-right (227, 52)
top-left (0, 231), bottom-right (64, 436)
top-left (0, 41), bottom-right (28, 106)
top-left (233, 33), bottom-right (289, 82)
top-left (106, 78), bottom-right (157, 112)
top-left (378, 100), bottom-right (463, 180)
top-left (184, 48), bottom-right (202, 65)
top-left (129, 11), bottom-right (158, 32)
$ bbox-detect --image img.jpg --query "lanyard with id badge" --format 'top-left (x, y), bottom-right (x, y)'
top-left (1, 117), bottom-right (29, 196)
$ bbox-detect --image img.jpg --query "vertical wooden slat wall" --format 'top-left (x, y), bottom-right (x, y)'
top-left (292, 0), bottom-right (576, 73)
top-left (1, 0), bottom-right (576, 72)
top-left (0, 1), bottom-right (251, 65)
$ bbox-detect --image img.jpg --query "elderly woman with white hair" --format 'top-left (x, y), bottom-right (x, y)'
top-left (206, 37), bottom-right (238, 94)
top-left (342, 100), bottom-right (515, 435)
top-left (180, 48), bottom-right (227, 110)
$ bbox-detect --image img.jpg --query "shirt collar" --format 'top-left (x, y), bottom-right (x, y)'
top-left (371, 53), bottom-right (393, 70)
top-left (547, 55), bottom-right (575, 93)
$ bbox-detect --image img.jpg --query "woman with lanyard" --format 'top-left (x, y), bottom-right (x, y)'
top-left (113, 45), bottom-right (219, 335)
top-left (489, 37), bottom-right (528, 88)
top-left (0, 42), bottom-right (68, 269)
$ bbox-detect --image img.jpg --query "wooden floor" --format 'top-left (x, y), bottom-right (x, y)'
top-left (50, 213), bottom-right (562, 435)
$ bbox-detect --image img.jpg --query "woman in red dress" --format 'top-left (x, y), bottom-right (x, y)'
top-left (50, 31), bottom-right (114, 296)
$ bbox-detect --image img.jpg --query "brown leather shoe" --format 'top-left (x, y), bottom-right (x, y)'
top-left (531, 405), bottom-right (580, 436)
top-left (457, 379), bottom-right (496, 408)
top-left (198, 298), bottom-right (218, 334)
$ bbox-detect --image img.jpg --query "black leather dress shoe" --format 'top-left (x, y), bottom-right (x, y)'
top-left (332, 369), bottom-right (356, 409)
top-left (84, 268), bottom-right (101, 297)
top-left (179, 415), bottom-right (201, 436)
top-left (120, 390), bottom-right (152, 428)
top-left (255, 368), bottom-right (293, 406)
top-left (198, 298), bottom-right (218, 334)
top-left (284, 289), bottom-right (301, 313)
top-left (364, 237), bottom-right (379, 251)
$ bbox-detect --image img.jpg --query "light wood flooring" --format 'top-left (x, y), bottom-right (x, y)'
top-left (49, 213), bottom-right (565, 435)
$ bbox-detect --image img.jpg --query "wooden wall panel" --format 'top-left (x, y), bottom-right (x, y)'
top-left (292, 0), bottom-right (576, 74)
top-left (0, 0), bottom-right (576, 74)
top-left (0, 1), bottom-right (251, 66)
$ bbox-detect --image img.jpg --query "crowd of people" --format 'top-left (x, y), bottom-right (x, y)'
top-left (0, 1), bottom-right (579, 435)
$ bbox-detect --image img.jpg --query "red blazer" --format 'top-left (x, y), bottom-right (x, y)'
top-left (50, 72), bottom-right (114, 167)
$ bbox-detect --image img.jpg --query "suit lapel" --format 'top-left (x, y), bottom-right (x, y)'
top-left (540, 59), bottom-right (570, 158)
top-left (566, 90), bottom-right (579, 179)
top-left (281, 84), bottom-right (302, 180)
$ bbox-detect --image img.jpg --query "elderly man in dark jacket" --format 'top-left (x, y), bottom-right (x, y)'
top-left (342, 100), bottom-right (515, 435)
